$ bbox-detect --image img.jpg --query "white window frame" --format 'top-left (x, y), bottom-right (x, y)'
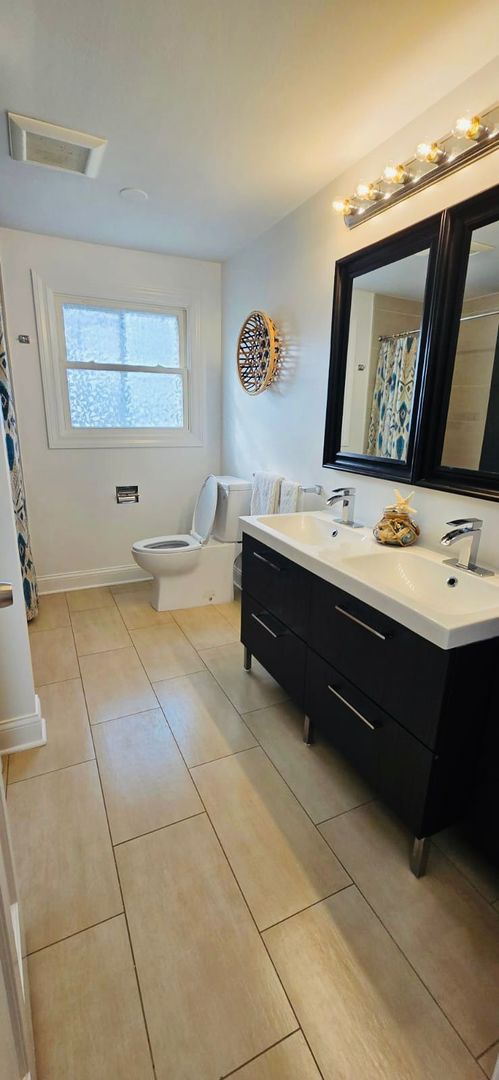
top-left (31, 272), bottom-right (203, 448)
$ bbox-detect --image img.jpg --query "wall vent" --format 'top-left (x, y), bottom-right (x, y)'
top-left (7, 113), bottom-right (107, 177)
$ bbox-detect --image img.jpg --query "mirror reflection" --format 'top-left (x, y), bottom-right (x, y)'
top-left (340, 249), bottom-right (429, 462)
top-left (441, 221), bottom-right (499, 473)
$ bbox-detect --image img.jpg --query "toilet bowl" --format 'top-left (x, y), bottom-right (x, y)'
top-left (132, 475), bottom-right (251, 611)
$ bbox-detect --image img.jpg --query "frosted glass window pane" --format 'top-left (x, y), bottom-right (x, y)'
top-left (67, 370), bottom-right (184, 428)
top-left (62, 305), bottom-right (181, 367)
top-left (63, 306), bottom-right (121, 364)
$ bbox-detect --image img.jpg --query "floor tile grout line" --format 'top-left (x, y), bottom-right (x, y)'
top-left (112, 810), bottom-right (206, 848)
top-left (219, 1029), bottom-right (301, 1078)
top-left (317, 819), bottom-right (490, 1063)
top-left (90, 705), bottom-right (162, 728)
top-left (164, 705), bottom-right (325, 1080)
top-left (8, 755), bottom-right (96, 785)
top-left (314, 797), bottom-right (376, 827)
top-left (25, 912), bottom-right (124, 959)
top-left (261, 882), bottom-right (354, 933)
top-left (69, 613), bottom-right (159, 1078)
top-left (187, 743), bottom-right (264, 773)
top-left (477, 1036), bottom-right (499, 1060)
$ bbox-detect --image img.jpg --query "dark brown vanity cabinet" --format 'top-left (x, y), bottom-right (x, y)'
top-left (241, 533), bottom-right (495, 846)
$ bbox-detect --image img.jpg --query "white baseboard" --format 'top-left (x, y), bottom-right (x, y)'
top-left (37, 563), bottom-right (151, 595)
top-left (0, 695), bottom-right (47, 755)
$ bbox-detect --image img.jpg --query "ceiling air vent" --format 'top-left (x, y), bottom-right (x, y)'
top-left (7, 113), bottom-right (107, 177)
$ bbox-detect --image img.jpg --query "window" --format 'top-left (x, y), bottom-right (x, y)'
top-left (32, 276), bottom-right (203, 448)
top-left (62, 302), bottom-right (185, 430)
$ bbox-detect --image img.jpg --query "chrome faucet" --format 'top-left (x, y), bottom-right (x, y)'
top-left (326, 487), bottom-right (362, 528)
top-left (440, 518), bottom-right (493, 577)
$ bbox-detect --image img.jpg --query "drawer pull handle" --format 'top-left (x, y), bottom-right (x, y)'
top-left (334, 604), bottom-right (387, 641)
top-left (251, 612), bottom-right (279, 638)
top-left (328, 685), bottom-right (377, 731)
top-left (253, 551), bottom-right (283, 572)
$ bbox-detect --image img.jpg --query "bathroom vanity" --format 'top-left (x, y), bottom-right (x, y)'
top-left (240, 512), bottom-right (499, 874)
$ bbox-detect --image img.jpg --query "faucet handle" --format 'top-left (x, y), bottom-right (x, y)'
top-left (446, 517), bottom-right (483, 529)
top-left (330, 486), bottom-right (356, 496)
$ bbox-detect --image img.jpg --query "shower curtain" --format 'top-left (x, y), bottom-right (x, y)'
top-left (367, 332), bottom-right (419, 460)
top-left (0, 302), bottom-right (38, 619)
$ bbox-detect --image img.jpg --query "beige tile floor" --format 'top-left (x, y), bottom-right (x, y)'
top-left (6, 582), bottom-right (499, 1079)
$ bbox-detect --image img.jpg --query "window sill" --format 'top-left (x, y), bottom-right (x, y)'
top-left (47, 428), bottom-right (203, 449)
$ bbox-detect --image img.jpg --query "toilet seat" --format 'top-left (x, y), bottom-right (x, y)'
top-left (132, 533), bottom-right (200, 555)
top-left (132, 476), bottom-right (219, 557)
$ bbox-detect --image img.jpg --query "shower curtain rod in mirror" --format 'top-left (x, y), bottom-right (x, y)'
top-left (378, 307), bottom-right (499, 341)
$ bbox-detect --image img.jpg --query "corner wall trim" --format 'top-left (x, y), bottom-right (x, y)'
top-left (0, 695), bottom-right (47, 755)
top-left (37, 563), bottom-right (152, 595)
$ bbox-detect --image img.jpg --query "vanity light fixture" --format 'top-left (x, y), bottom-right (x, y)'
top-left (332, 196), bottom-right (356, 216)
top-left (453, 114), bottom-right (485, 141)
top-left (355, 181), bottom-right (382, 201)
top-left (334, 99), bottom-right (499, 229)
top-left (382, 162), bottom-right (410, 185)
top-left (415, 141), bottom-right (446, 165)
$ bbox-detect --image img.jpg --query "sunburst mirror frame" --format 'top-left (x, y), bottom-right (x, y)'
top-left (237, 310), bottom-right (281, 394)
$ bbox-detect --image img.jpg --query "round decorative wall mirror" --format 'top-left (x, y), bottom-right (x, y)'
top-left (236, 310), bottom-right (281, 394)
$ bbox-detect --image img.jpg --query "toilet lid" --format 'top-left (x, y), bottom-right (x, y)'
top-left (191, 474), bottom-right (218, 543)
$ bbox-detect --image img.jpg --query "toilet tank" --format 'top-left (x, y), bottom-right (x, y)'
top-left (212, 476), bottom-right (252, 542)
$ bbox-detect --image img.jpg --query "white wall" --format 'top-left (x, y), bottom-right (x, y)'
top-left (222, 58), bottom-right (499, 569)
top-left (0, 229), bottom-right (222, 591)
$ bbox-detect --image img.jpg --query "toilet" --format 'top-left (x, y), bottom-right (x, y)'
top-left (132, 475), bottom-right (252, 611)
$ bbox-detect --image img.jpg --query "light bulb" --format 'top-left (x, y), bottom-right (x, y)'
top-left (415, 141), bottom-right (445, 164)
top-left (453, 114), bottom-right (484, 141)
top-left (382, 162), bottom-right (409, 185)
top-left (332, 197), bottom-right (353, 216)
top-left (355, 181), bottom-right (382, 201)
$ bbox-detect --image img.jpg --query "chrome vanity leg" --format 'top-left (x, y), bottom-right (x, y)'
top-left (410, 836), bottom-right (430, 878)
top-left (243, 646), bottom-right (252, 671)
top-left (303, 715), bottom-right (314, 745)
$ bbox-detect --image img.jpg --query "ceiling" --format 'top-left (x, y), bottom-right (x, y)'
top-left (1, 0), bottom-right (499, 260)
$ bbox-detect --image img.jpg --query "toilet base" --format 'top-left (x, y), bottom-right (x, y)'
top-left (151, 540), bottom-right (239, 611)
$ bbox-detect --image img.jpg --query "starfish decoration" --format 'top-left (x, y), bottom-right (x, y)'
top-left (390, 489), bottom-right (417, 515)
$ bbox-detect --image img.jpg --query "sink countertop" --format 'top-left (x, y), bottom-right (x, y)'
top-left (240, 511), bottom-right (499, 650)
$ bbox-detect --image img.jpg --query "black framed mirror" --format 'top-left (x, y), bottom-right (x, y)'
top-left (420, 186), bottom-right (499, 500)
top-left (323, 215), bottom-right (442, 482)
top-left (323, 182), bottom-right (499, 501)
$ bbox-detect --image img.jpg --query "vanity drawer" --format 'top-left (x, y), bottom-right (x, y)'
top-left (308, 575), bottom-right (449, 749)
top-left (306, 650), bottom-right (435, 835)
top-left (241, 591), bottom-right (306, 705)
top-left (242, 534), bottom-right (310, 638)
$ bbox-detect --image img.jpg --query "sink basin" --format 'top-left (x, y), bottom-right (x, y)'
top-left (257, 512), bottom-right (337, 545)
top-left (256, 512), bottom-right (366, 549)
top-left (340, 551), bottom-right (499, 616)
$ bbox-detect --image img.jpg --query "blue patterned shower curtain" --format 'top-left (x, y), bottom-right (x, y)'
top-left (367, 332), bottom-right (419, 461)
top-left (0, 303), bottom-right (38, 620)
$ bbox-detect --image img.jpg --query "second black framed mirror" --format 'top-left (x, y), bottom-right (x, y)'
top-left (323, 182), bottom-right (499, 501)
top-left (419, 185), bottom-right (499, 500)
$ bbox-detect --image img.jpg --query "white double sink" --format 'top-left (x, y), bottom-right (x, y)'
top-left (240, 511), bottom-right (499, 649)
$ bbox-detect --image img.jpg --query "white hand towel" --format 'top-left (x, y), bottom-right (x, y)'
top-left (250, 472), bottom-right (283, 515)
top-left (279, 480), bottom-right (300, 514)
